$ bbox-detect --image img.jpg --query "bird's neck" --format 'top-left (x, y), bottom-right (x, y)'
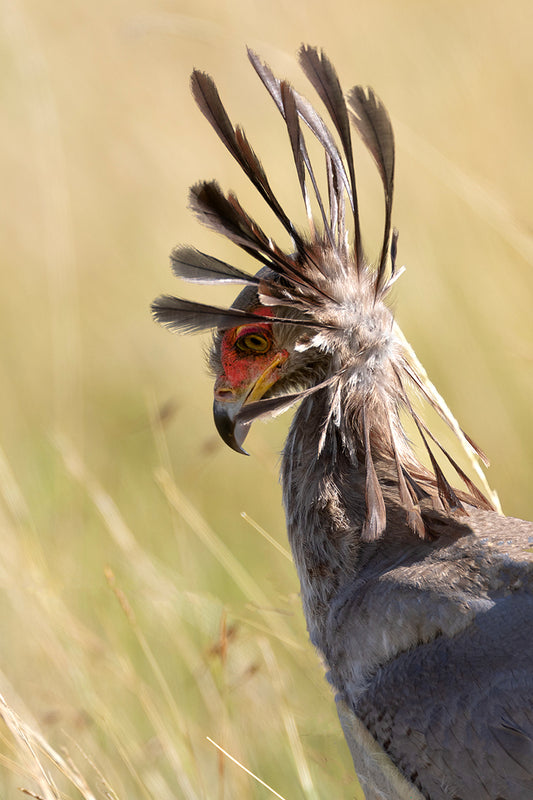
top-left (281, 380), bottom-right (404, 649)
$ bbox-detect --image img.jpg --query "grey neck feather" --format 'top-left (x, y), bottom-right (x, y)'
top-left (281, 387), bottom-right (372, 649)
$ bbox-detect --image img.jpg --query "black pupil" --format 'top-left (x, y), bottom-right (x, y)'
top-left (238, 333), bottom-right (268, 353)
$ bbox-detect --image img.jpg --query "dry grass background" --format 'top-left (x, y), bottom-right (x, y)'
top-left (1, 0), bottom-right (533, 797)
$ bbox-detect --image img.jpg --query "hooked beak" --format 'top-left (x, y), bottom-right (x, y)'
top-left (213, 351), bottom-right (288, 455)
top-left (213, 400), bottom-right (251, 455)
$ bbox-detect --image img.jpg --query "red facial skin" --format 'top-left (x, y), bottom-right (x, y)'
top-left (215, 308), bottom-right (288, 399)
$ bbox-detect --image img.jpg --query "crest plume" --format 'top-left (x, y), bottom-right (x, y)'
top-left (152, 45), bottom-right (494, 539)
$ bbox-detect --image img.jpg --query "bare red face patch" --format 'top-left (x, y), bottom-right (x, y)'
top-left (219, 322), bottom-right (275, 388)
top-left (215, 305), bottom-right (288, 398)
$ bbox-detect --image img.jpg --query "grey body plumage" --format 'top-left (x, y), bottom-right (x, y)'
top-left (152, 46), bottom-right (533, 799)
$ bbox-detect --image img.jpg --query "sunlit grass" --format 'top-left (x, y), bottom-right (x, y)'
top-left (1, 0), bottom-right (532, 797)
top-left (0, 431), bottom-right (352, 798)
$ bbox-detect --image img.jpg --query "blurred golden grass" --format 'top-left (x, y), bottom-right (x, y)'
top-left (1, 0), bottom-right (533, 797)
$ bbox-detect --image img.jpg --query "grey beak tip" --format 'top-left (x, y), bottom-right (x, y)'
top-left (213, 401), bottom-right (251, 455)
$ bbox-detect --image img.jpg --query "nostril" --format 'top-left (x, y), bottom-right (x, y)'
top-left (215, 388), bottom-right (235, 400)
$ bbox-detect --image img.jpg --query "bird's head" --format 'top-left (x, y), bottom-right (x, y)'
top-left (210, 301), bottom-right (292, 454)
top-left (152, 45), bottom-right (494, 538)
top-left (206, 256), bottom-right (400, 455)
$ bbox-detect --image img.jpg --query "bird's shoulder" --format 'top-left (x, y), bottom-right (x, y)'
top-left (332, 509), bottom-right (533, 798)
top-left (354, 591), bottom-right (533, 798)
top-left (324, 506), bottom-right (533, 707)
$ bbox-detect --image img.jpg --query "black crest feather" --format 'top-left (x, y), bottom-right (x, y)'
top-left (191, 70), bottom-right (302, 248)
top-left (171, 246), bottom-right (260, 285)
top-left (347, 86), bottom-right (395, 291)
top-left (153, 45), bottom-right (495, 540)
top-left (151, 295), bottom-right (334, 335)
top-left (151, 296), bottom-right (275, 334)
top-left (248, 48), bottom-right (353, 232)
top-left (298, 46), bottom-right (362, 267)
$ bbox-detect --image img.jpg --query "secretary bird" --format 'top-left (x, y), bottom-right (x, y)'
top-left (152, 46), bottom-right (533, 799)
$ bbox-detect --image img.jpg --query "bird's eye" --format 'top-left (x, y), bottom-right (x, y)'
top-left (236, 332), bottom-right (271, 354)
